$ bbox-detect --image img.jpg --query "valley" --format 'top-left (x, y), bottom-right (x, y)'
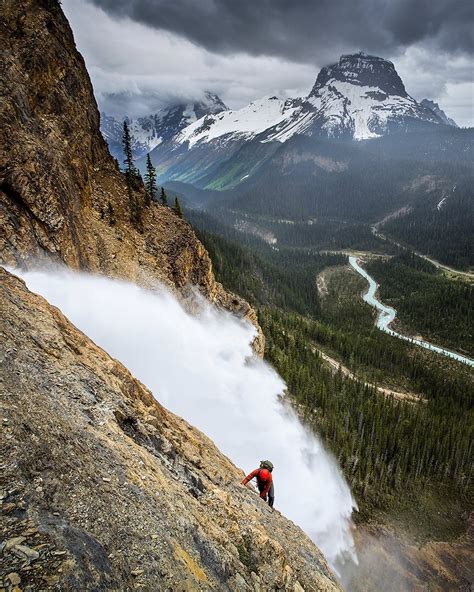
top-left (2, 1), bottom-right (472, 588)
top-left (186, 209), bottom-right (473, 589)
top-left (349, 256), bottom-right (474, 365)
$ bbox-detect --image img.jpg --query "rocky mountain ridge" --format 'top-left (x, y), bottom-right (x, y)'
top-left (420, 99), bottom-right (458, 127)
top-left (101, 93), bottom-right (228, 160)
top-left (135, 52), bottom-right (451, 190)
top-left (150, 53), bottom-right (444, 150)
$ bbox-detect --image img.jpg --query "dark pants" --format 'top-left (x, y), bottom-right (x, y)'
top-left (268, 482), bottom-right (274, 508)
top-left (258, 481), bottom-right (274, 508)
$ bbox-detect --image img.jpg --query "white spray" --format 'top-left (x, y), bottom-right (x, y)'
top-left (16, 267), bottom-right (356, 570)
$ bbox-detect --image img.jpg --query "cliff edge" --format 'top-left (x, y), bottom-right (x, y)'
top-left (0, 268), bottom-right (340, 591)
top-left (0, 1), bottom-right (342, 589)
top-left (0, 0), bottom-right (263, 354)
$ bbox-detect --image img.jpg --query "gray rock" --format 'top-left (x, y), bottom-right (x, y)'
top-left (4, 536), bottom-right (26, 550)
top-left (11, 543), bottom-right (40, 561)
top-left (6, 572), bottom-right (21, 586)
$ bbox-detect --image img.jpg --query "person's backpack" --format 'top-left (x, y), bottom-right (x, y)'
top-left (260, 460), bottom-right (274, 472)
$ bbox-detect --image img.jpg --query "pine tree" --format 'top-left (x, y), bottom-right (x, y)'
top-left (144, 153), bottom-right (157, 206)
top-left (122, 120), bottom-right (140, 225)
top-left (173, 197), bottom-right (183, 218)
top-left (160, 187), bottom-right (168, 206)
top-left (122, 121), bottom-right (135, 177)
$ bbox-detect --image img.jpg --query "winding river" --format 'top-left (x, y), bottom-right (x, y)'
top-left (349, 256), bottom-right (474, 368)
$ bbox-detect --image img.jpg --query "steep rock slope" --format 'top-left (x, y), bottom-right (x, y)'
top-left (0, 0), bottom-right (263, 352)
top-left (303, 53), bottom-right (441, 140)
top-left (421, 99), bottom-right (458, 127)
top-left (176, 96), bottom-right (299, 148)
top-left (0, 268), bottom-right (341, 591)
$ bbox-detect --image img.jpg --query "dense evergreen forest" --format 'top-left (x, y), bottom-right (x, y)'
top-left (261, 310), bottom-right (473, 513)
top-left (382, 180), bottom-right (474, 270)
top-left (366, 252), bottom-right (473, 356)
top-left (218, 129), bottom-right (473, 220)
top-left (189, 208), bottom-right (394, 255)
top-left (196, 228), bottom-right (344, 315)
top-left (192, 223), bottom-right (474, 519)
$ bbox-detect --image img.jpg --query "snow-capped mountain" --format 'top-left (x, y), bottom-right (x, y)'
top-left (177, 96), bottom-right (301, 147)
top-left (101, 92), bottom-right (227, 160)
top-left (171, 53), bottom-right (443, 150)
top-left (302, 53), bottom-right (442, 139)
top-left (135, 53), bottom-right (461, 194)
top-left (420, 99), bottom-right (458, 127)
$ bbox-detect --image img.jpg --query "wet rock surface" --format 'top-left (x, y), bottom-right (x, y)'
top-left (0, 268), bottom-right (340, 591)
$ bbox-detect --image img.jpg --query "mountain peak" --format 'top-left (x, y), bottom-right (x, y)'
top-left (195, 91), bottom-right (229, 118)
top-left (420, 99), bottom-right (458, 127)
top-left (101, 92), bottom-right (228, 159)
top-left (310, 52), bottom-right (407, 98)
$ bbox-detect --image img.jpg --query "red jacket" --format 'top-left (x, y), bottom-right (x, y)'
top-left (242, 468), bottom-right (273, 499)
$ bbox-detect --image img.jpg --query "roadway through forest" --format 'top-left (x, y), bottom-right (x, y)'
top-left (312, 345), bottom-right (424, 404)
top-left (371, 224), bottom-right (474, 282)
top-left (349, 256), bottom-right (474, 368)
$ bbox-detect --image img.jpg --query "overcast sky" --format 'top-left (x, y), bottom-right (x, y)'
top-left (63, 0), bottom-right (473, 126)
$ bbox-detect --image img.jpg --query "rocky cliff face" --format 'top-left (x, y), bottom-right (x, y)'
top-left (0, 0), bottom-right (263, 353)
top-left (0, 2), bottom-right (340, 590)
top-left (309, 53), bottom-right (408, 99)
top-left (0, 267), bottom-right (341, 591)
top-left (420, 99), bottom-right (458, 128)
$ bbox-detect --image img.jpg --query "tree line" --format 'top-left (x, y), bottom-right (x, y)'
top-left (193, 226), bottom-right (474, 515)
top-left (366, 252), bottom-right (473, 356)
top-left (120, 121), bottom-right (183, 227)
top-left (261, 308), bottom-right (473, 510)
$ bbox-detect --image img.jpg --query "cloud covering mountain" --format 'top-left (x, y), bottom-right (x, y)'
top-left (62, 0), bottom-right (473, 126)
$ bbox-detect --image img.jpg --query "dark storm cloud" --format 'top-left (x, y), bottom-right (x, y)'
top-left (63, 0), bottom-right (473, 125)
top-left (89, 0), bottom-right (473, 63)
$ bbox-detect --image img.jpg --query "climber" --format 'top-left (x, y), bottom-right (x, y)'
top-left (242, 460), bottom-right (274, 508)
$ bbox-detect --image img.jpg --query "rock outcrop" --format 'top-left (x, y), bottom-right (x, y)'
top-left (0, 0), bottom-right (263, 354)
top-left (0, 2), bottom-right (340, 590)
top-left (0, 268), bottom-right (341, 591)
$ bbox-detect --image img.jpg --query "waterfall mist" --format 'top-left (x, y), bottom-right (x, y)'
top-left (16, 267), bottom-right (356, 570)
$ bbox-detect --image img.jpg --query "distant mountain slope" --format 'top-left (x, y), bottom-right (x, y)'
top-left (141, 52), bottom-right (449, 190)
top-left (101, 93), bottom-right (227, 161)
top-left (176, 95), bottom-right (301, 147)
top-left (222, 127), bottom-right (474, 218)
top-left (303, 53), bottom-right (441, 139)
top-left (171, 53), bottom-right (442, 148)
top-left (421, 99), bottom-right (458, 127)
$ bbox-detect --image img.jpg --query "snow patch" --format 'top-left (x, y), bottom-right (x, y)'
top-left (177, 97), bottom-right (298, 148)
